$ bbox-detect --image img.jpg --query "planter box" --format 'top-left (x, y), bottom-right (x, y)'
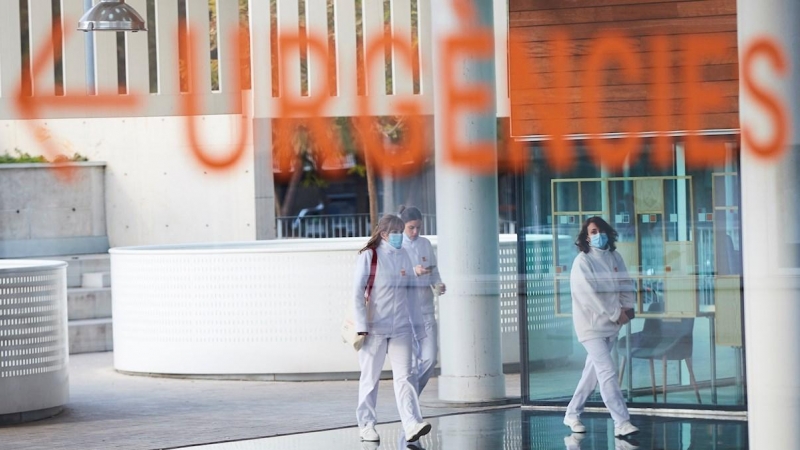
top-left (0, 162), bottom-right (108, 257)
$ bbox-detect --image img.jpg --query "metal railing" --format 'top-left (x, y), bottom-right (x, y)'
top-left (275, 213), bottom-right (515, 238)
top-left (276, 213), bottom-right (372, 239)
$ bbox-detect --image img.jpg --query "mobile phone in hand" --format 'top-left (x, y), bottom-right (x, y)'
top-left (624, 308), bottom-right (635, 320)
top-left (425, 265), bottom-right (436, 271)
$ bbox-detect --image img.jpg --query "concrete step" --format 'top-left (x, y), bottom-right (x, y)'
top-left (23, 253), bottom-right (111, 288)
top-left (55, 254), bottom-right (110, 288)
top-left (67, 288), bottom-right (112, 321)
top-left (81, 272), bottom-right (111, 288)
top-left (68, 318), bottom-right (113, 354)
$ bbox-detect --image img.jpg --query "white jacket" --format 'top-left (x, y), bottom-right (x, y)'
top-left (569, 247), bottom-right (636, 343)
top-left (353, 241), bottom-right (426, 339)
top-left (402, 235), bottom-right (442, 317)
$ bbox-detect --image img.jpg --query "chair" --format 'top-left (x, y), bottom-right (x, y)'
top-left (618, 301), bottom-right (701, 403)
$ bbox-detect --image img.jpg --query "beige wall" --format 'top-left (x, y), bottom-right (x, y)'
top-left (0, 115), bottom-right (256, 248)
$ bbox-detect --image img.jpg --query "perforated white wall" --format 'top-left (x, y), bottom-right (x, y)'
top-left (111, 237), bottom-right (520, 376)
top-left (0, 261), bottom-right (69, 415)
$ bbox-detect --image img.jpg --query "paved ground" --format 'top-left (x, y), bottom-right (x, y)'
top-left (0, 352), bottom-right (521, 450)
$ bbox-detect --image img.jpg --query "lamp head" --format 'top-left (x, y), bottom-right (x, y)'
top-left (78, 0), bottom-right (146, 32)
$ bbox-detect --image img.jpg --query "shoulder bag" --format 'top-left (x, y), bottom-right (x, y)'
top-left (341, 248), bottom-right (378, 351)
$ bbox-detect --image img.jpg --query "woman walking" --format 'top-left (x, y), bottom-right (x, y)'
top-left (399, 205), bottom-right (446, 395)
top-left (354, 214), bottom-right (432, 444)
top-left (564, 216), bottom-right (639, 438)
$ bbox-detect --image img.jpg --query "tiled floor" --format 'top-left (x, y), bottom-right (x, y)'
top-left (0, 353), bottom-right (748, 450)
top-left (181, 409), bottom-right (748, 450)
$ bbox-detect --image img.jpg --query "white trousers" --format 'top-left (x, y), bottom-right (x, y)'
top-left (565, 336), bottom-right (630, 427)
top-left (356, 333), bottom-right (424, 434)
top-left (413, 315), bottom-right (438, 395)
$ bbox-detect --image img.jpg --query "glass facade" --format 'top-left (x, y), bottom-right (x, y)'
top-left (518, 139), bottom-right (746, 410)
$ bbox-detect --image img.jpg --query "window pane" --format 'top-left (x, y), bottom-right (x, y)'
top-left (554, 182), bottom-right (579, 212)
top-left (520, 139), bottom-right (745, 410)
top-left (580, 180), bottom-right (603, 212)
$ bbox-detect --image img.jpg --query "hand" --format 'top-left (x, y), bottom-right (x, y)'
top-left (438, 283), bottom-right (447, 295)
top-left (617, 308), bottom-right (632, 325)
top-left (414, 264), bottom-right (431, 276)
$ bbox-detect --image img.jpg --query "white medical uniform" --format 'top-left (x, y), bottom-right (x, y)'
top-left (402, 234), bottom-right (441, 394)
top-left (354, 240), bottom-right (427, 436)
top-left (565, 246), bottom-right (636, 427)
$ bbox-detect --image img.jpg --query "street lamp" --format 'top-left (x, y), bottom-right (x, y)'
top-left (78, 0), bottom-right (147, 32)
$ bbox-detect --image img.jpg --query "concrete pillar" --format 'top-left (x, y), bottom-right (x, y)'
top-left (738, 0), bottom-right (800, 446)
top-left (430, 0), bottom-right (505, 402)
top-left (249, 0), bottom-right (277, 240)
top-left (253, 118), bottom-right (276, 240)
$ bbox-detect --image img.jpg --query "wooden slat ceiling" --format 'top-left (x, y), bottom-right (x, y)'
top-left (508, 0), bottom-right (739, 137)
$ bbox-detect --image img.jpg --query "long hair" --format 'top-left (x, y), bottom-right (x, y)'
top-left (575, 216), bottom-right (618, 253)
top-left (359, 214), bottom-right (405, 253)
top-left (398, 205), bottom-right (423, 223)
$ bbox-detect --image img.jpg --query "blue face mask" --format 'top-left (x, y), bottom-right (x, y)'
top-left (388, 233), bottom-right (403, 249)
top-left (590, 233), bottom-right (608, 249)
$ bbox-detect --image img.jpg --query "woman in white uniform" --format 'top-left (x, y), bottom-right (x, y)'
top-left (399, 206), bottom-right (446, 395)
top-left (564, 216), bottom-right (639, 438)
top-left (354, 214), bottom-right (432, 444)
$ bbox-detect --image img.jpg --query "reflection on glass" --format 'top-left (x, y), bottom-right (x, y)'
top-left (554, 215), bottom-right (580, 269)
top-left (663, 179), bottom-right (691, 242)
top-left (580, 181), bottom-right (603, 212)
top-left (554, 182), bottom-right (580, 212)
top-left (556, 279), bottom-right (571, 315)
top-left (609, 181), bottom-right (635, 243)
top-left (638, 214), bottom-right (664, 276)
top-left (715, 210), bottom-right (741, 276)
top-left (714, 175), bottom-right (740, 208)
top-left (523, 412), bottom-right (748, 450)
top-left (618, 300), bottom-right (702, 403)
top-left (523, 145), bottom-right (745, 411)
top-left (183, 409), bottom-right (751, 450)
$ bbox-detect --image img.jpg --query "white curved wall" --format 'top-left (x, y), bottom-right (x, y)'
top-left (0, 260), bottom-right (69, 418)
top-left (111, 236), bottom-right (520, 377)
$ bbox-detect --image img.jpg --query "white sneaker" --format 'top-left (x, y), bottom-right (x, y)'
top-left (406, 421), bottom-right (432, 442)
top-left (614, 421), bottom-right (639, 437)
top-left (360, 425), bottom-right (380, 442)
top-left (563, 417), bottom-right (586, 433)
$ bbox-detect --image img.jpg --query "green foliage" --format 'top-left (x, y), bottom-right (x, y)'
top-left (0, 149), bottom-right (88, 164)
top-left (348, 164), bottom-right (367, 177)
top-left (0, 149), bottom-right (46, 164)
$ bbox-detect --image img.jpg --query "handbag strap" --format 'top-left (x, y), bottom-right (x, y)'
top-left (365, 248), bottom-right (378, 302)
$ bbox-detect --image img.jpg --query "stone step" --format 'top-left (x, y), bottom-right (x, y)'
top-left (67, 288), bottom-right (112, 321)
top-left (68, 318), bottom-right (113, 354)
top-left (57, 254), bottom-right (111, 288)
top-left (81, 272), bottom-right (111, 288)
